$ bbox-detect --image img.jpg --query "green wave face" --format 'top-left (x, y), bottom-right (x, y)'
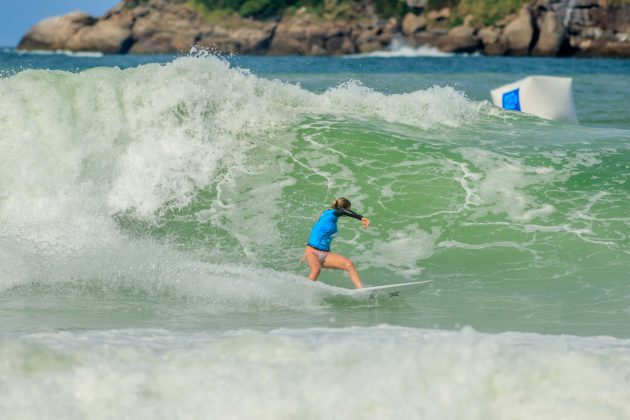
top-left (153, 111), bottom-right (629, 335)
top-left (0, 56), bottom-right (628, 336)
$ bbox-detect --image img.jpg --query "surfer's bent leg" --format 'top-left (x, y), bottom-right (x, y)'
top-left (305, 249), bottom-right (322, 281)
top-left (323, 253), bottom-right (363, 289)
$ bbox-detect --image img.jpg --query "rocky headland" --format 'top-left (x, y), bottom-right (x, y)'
top-left (17, 0), bottom-right (630, 57)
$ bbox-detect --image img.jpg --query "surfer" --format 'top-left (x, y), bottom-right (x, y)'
top-left (304, 197), bottom-right (370, 288)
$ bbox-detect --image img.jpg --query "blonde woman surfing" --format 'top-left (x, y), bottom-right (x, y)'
top-left (303, 197), bottom-right (370, 289)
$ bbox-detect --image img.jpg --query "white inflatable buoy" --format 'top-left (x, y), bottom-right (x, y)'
top-left (490, 76), bottom-right (578, 123)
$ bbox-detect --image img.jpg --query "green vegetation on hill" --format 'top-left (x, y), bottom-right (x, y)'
top-left (191, 0), bottom-right (283, 18)
top-left (187, 0), bottom-right (409, 19)
top-left (426, 0), bottom-right (527, 25)
top-left (190, 0), bottom-right (323, 19)
top-left (372, 0), bottom-right (409, 18)
top-left (126, 0), bottom-right (527, 23)
top-left (456, 0), bottom-right (527, 25)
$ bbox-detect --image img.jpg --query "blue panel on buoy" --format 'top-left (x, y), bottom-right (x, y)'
top-left (502, 88), bottom-right (521, 111)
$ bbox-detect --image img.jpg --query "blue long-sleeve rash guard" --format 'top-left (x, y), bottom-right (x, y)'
top-left (307, 208), bottom-right (363, 252)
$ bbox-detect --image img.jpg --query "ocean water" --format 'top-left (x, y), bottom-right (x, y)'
top-left (0, 48), bottom-right (629, 419)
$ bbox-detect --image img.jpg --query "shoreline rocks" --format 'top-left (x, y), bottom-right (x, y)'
top-left (17, 0), bottom-right (630, 58)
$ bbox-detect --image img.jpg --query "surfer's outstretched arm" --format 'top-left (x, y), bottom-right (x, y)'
top-left (335, 208), bottom-right (370, 228)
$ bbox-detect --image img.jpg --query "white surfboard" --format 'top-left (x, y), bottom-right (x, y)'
top-left (350, 280), bottom-right (432, 299)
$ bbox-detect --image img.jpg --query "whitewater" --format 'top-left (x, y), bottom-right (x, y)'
top-left (0, 50), bottom-right (629, 419)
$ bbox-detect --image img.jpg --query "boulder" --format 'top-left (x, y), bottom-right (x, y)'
top-left (427, 8), bottom-right (450, 22)
top-left (479, 27), bottom-right (507, 55)
top-left (494, 14), bottom-right (517, 28)
top-left (568, 7), bottom-right (604, 31)
top-left (267, 17), bottom-right (353, 55)
top-left (353, 27), bottom-right (383, 53)
top-left (356, 39), bottom-right (383, 53)
top-left (377, 23), bottom-right (396, 45)
top-left (444, 24), bottom-right (478, 53)
top-left (533, 11), bottom-right (566, 56)
top-left (325, 35), bottom-right (355, 55)
top-left (606, 2), bottom-right (630, 33)
top-left (196, 27), bottom-right (235, 54)
top-left (197, 26), bottom-right (271, 54)
top-left (412, 29), bottom-right (449, 49)
top-left (267, 18), bottom-right (309, 55)
top-left (351, 18), bottom-right (395, 53)
top-left (402, 13), bottom-right (427, 35)
top-left (503, 6), bottom-right (534, 55)
top-left (353, 26), bottom-right (387, 53)
top-left (18, 11), bottom-right (95, 50)
top-left (131, 27), bottom-right (199, 54)
top-left (129, 5), bottom-right (201, 53)
top-left (478, 27), bottom-right (499, 45)
top-left (303, 22), bottom-right (355, 55)
top-left (305, 23), bottom-right (343, 44)
top-left (66, 14), bottom-right (133, 53)
top-left (129, 14), bottom-right (171, 53)
top-left (234, 25), bottom-right (276, 53)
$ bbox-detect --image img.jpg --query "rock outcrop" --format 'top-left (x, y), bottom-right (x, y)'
top-left (401, 12), bottom-right (427, 36)
top-left (268, 17), bottom-right (354, 55)
top-left (17, 0), bottom-right (630, 58)
top-left (443, 16), bottom-right (479, 53)
top-left (532, 10), bottom-right (566, 56)
top-left (565, 0), bottom-right (630, 57)
top-left (129, 2), bottom-right (205, 53)
top-left (479, 27), bottom-right (507, 55)
top-left (503, 6), bottom-right (535, 55)
top-left (17, 11), bottom-right (96, 51)
top-left (396, 0), bottom-right (630, 58)
top-left (18, 0), bottom-right (397, 56)
top-left (66, 12), bottom-right (134, 53)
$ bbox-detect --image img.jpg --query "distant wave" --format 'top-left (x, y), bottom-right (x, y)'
top-left (13, 49), bottom-right (104, 58)
top-left (347, 39), bottom-right (454, 58)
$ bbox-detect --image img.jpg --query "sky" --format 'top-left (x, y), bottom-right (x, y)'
top-left (0, 0), bottom-right (118, 47)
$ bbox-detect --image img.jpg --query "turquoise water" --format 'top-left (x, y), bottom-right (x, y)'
top-left (0, 49), bottom-right (629, 419)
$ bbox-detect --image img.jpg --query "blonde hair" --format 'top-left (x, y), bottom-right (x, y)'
top-left (331, 197), bottom-right (351, 209)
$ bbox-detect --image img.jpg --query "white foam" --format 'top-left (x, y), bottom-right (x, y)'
top-left (1, 326), bottom-right (629, 419)
top-left (438, 239), bottom-right (528, 251)
top-left (15, 49), bottom-right (105, 57)
top-left (347, 39), bottom-right (454, 58)
top-left (458, 148), bottom-right (559, 222)
top-left (449, 147), bottom-right (626, 250)
top-left (360, 226), bottom-right (440, 278)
